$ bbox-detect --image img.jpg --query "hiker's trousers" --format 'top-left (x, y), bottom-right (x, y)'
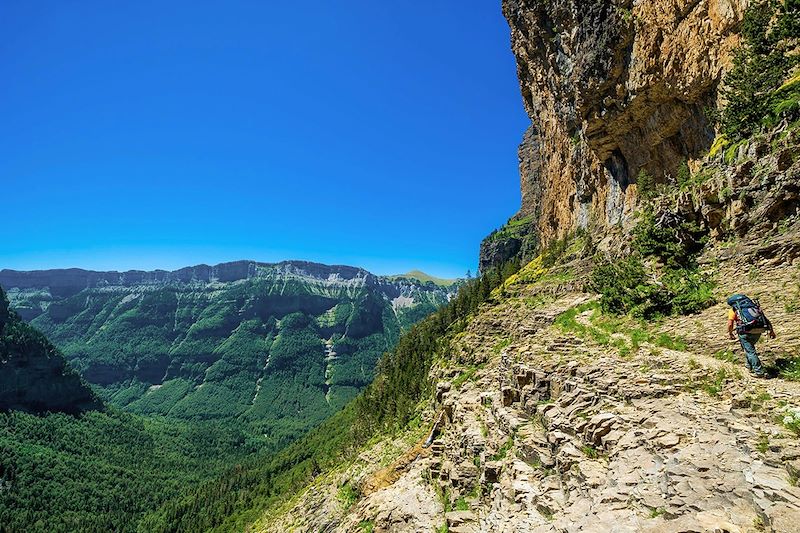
top-left (738, 332), bottom-right (763, 374)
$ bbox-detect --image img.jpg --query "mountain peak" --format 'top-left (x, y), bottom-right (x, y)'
top-left (390, 270), bottom-right (458, 287)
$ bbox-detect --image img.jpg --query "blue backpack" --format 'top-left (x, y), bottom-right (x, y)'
top-left (727, 294), bottom-right (768, 333)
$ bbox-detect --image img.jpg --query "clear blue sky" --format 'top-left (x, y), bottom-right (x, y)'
top-left (1, 1), bottom-right (529, 278)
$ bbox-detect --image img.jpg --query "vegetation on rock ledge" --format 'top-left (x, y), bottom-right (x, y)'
top-left (718, 0), bottom-right (799, 140)
top-left (591, 208), bottom-right (715, 319)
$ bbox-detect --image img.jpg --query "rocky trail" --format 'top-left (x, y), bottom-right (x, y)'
top-left (260, 246), bottom-right (800, 533)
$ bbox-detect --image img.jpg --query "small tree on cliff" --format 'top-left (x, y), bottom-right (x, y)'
top-left (720, 0), bottom-right (800, 140)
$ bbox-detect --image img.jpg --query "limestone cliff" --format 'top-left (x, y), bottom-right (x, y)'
top-left (481, 0), bottom-right (749, 270)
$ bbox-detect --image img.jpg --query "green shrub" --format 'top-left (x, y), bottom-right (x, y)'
top-left (591, 208), bottom-right (715, 318)
top-left (636, 170), bottom-right (657, 200)
top-left (665, 275), bottom-right (715, 315)
top-left (633, 208), bottom-right (707, 269)
top-left (591, 256), bottom-right (715, 319)
top-left (337, 483), bottom-right (360, 510)
top-left (591, 256), bottom-right (666, 318)
top-left (675, 160), bottom-right (691, 187)
top-left (541, 235), bottom-right (569, 267)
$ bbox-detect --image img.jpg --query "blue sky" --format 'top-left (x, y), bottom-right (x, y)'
top-left (1, 1), bottom-right (529, 278)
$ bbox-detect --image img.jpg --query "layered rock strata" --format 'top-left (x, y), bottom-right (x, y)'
top-left (260, 241), bottom-right (800, 532)
top-left (481, 0), bottom-right (749, 270)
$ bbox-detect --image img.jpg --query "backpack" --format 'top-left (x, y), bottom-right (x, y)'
top-left (727, 294), bottom-right (768, 333)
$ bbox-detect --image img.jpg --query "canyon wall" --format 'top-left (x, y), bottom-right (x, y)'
top-left (482, 0), bottom-right (748, 270)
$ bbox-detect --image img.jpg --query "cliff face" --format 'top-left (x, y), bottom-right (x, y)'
top-left (481, 0), bottom-right (748, 270)
top-left (0, 260), bottom-right (380, 309)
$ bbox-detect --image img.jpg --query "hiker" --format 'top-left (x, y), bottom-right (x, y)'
top-left (727, 294), bottom-right (776, 377)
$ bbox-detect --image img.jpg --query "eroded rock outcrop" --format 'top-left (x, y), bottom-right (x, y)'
top-left (261, 239), bottom-right (800, 532)
top-left (481, 0), bottom-right (749, 270)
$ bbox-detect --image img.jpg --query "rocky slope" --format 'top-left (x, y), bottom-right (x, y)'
top-left (258, 226), bottom-right (800, 532)
top-left (481, 0), bottom-right (749, 271)
top-left (0, 287), bottom-right (100, 414)
top-left (0, 260), bottom-right (456, 443)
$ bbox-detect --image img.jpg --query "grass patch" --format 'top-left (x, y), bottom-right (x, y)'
top-left (492, 337), bottom-right (513, 355)
top-left (777, 358), bottom-right (800, 381)
top-left (487, 215), bottom-right (534, 242)
top-left (686, 367), bottom-right (729, 397)
top-left (705, 368), bottom-right (729, 397)
top-left (630, 329), bottom-right (649, 352)
top-left (491, 437), bottom-right (514, 461)
top-left (714, 349), bottom-right (739, 363)
top-left (581, 445), bottom-right (599, 459)
top-left (750, 392), bottom-right (772, 412)
top-left (452, 367), bottom-right (477, 389)
top-left (337, 483), bottom-right (360, 510)
top-left (756, 433), bottom-right (770, 454)
top-left (541, 268), bottom-right (575, 283)
top-left (653, 333), bottom-right (687, 351)
top-left (555, 302), bottom-right (687, 358)
top-left (553, 301), bottom-right (599, 332)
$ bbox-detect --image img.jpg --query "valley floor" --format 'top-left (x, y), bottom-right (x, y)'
top-left (258, 235), bottom-right (800, 533)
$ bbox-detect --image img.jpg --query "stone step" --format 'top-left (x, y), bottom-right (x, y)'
top-left (446, 510), bottom-right (477, 527)
top-left (449, 526), bottom-right (480, 533)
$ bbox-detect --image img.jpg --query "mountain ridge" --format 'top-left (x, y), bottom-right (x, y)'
top-left (0, 259), bottom-right (436, 295)
top-left (0, 258), bottom-right (458, 447)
